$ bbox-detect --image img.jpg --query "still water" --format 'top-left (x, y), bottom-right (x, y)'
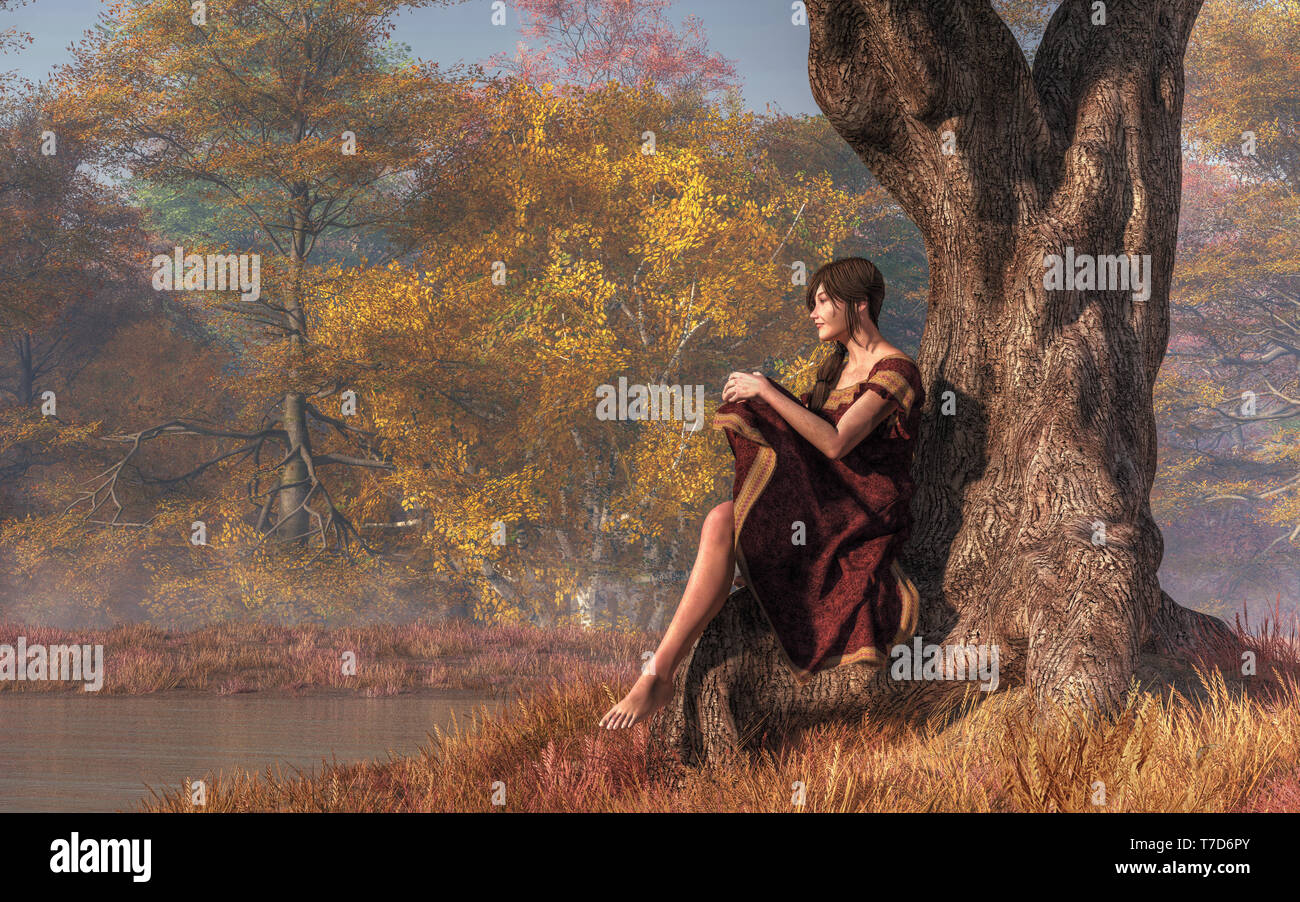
top-left (0, 692), bottom-right (506, 812)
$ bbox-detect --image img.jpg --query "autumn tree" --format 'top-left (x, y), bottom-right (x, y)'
top-left (53, 0), bottom-right (476, 561)
top-left (487, 0), bottom-right (740, 99)
top-left (1152, 0), bottom-right (1299, 612)
top-left (312, 78), bottom-right (880, 627)
top-left (0, 85), bottom-right (144, 387)
top-left (0, 84), bottom-right (145, 515)
top-left (0, 90), bottom-right (239, 626)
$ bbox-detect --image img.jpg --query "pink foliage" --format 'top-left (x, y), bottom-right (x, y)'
top-left (486, 0), bottom-right (740, 97)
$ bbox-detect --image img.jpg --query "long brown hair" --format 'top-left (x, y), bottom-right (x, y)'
top-left (804, 257), bottom-right (887, 411)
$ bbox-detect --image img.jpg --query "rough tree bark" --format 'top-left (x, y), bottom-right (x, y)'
top-left (650, 0), bottom-right (1244, 769)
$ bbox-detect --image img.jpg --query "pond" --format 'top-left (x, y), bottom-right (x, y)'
top-left (0, 691), bottom-right (507, 812)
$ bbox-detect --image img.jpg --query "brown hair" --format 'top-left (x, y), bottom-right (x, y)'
top-left (803, 257), bottom-right (886, 411)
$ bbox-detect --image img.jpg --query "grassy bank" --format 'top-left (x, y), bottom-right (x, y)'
top-left (0, 619), bottom-right (656, 697)
top-left (128, 603), bottom-right (1300, 813)
top-left (136, 665), bottom-right (1300, 812)
top-left (7, 605), bottom-right (1299, 812)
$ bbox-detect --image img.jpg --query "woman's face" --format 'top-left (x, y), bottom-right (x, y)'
top-left (809, 285), bottom-right (866, 344)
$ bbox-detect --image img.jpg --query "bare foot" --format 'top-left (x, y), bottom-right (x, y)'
top-left (598, 671), bottom-right (675, 729)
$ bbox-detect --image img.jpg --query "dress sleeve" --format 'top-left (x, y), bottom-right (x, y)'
top-left (863, 360), bottom-right (918, 417)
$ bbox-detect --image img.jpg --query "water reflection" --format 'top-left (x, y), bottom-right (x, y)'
top-left (0, 692), bottom-right (506, 812)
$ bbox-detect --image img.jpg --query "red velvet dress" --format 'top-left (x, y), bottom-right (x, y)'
top-left (711, 353), bottom-right (923, 683)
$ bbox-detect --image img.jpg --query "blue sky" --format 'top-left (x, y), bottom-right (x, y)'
top-left (1, 0), bottom-right (823, 115)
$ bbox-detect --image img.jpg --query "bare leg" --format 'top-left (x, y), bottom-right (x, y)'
top-left (599, 501), bottom-right (737, 729)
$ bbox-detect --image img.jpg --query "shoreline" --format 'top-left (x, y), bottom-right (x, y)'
top-left (0, 618), bottom-right (656, 697)
top-left (0, 684), bottom-right (519, 700)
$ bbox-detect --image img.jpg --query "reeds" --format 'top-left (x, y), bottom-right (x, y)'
top-left (0, 618), bottom-right (654, 696)
top-left (137, 661), bottom-right (1300, 812)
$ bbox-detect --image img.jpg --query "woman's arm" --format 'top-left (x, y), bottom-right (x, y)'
top-left (760, 383), bottom-right (896, 459)
top-left (724, 371), bottom-right (898, 460)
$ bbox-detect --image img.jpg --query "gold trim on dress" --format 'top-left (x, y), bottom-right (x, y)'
top-left (711, 412), bottom-right (775, 547)
top-left (711, 411), bottom-right (769, 448)
top-left (826, 353), bottom-right (914, 399)
top-left (863, 369), bottom-right (915, 415)
top-left (813, 559), bottom-right (920, 674)
top-left (732, 445), bottom-right (775, 550)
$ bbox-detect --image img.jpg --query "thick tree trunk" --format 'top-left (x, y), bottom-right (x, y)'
top-left (274, 241), bottom-right (312, 544)
top-left (650, 0), bottom-right (1246, 768)
top-left (647, 582), bottom-right (1239, 771)
top-left (274, 392), bottom-right (312, 542)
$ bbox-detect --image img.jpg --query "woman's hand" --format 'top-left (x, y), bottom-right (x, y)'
top-left (722, 371), bottom-right (770, 403)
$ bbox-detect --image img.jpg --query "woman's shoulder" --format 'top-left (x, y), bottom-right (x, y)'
top-left (873, 350), bottom-right (919, 375)
top-left (868, 351), bottom-right (924, 412)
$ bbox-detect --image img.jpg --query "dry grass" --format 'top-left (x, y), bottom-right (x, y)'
top-left (0, 619), bottom-right (655, 697)
top-left (134, 660), bottom-right (1300, 813)
top-left (7, 598), bottom-right (1297, 812)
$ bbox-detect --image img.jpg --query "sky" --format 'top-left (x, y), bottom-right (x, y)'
top-left (0, 0), bottom-right (823, 116)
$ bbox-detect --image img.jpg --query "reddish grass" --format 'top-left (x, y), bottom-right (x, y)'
top-left (132, 599), bottom-right (1300, 812)
top-left (0, 618), bottom-right (658, 697)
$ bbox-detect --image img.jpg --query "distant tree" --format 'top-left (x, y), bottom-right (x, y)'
top-left (1152, 0), bottom-right (1300, 612)
top-left (0, 83), bottom-right (144, 501)
top-left (0, 84), bottom-right (143, 358)
top-left (53, 0), bottom-right (475, 554)
top-left (486, 0), bottom-right (740, 98)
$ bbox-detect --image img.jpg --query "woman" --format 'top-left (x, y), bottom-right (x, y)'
top-left (599, 257), bottom-right (924, 729)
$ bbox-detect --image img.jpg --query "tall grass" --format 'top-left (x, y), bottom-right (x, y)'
top-left (139, 662), bottom-right (1300, 812)
top-left (6, 597), bottom-right (1296, 812)
top-left (0, 619), bottom-right (656, 696)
